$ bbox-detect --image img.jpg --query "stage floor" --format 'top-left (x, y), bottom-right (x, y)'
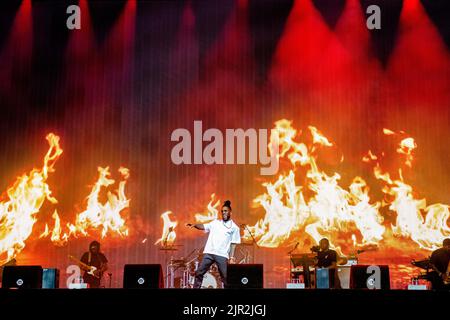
top-left (1, 289), bottom-right (447, 318)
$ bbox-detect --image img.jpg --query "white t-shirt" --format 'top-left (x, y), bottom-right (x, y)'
top-left (203, 219), bottom-right (241, 259)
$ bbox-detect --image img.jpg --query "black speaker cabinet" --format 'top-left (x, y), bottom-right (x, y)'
top-left (123, 264), bottom-right (163, 288)
top-left (2, 266), bottom-right (43, 289)
top-left (350, 265), bottom-right (390, 289)
top-left (42, 268), bottom-right (60, 289)
top-left (227, 264), bottom-right (263, 289)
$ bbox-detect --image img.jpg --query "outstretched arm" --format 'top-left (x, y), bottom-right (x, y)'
top-left (186, 223), bottom-right (205, 230)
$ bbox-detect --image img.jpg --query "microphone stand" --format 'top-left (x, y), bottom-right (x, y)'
top-left (242, 224), bottom-right (259, 264)
top-left (161, 228), bottom-right (174, 288)
top-left (242, 224), bottom-right (259, 248)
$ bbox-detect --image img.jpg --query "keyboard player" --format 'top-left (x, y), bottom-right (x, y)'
top-left (312, 238), bottom-right (340, 288)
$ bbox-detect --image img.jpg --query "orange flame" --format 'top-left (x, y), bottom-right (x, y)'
top-left (0, 133), bottom-right (131, 264)
top-left (383, 128), bottom-right (395, 135)
top-left (155, 211), bottom-right (178, 246)
top-left (41, 167), bottom-right (131, 244)
top-left (194, 194), bottom-right (220, 223)
top-left (52, 210), bottom-right (67, 244)
top-left (193, 120), bottom-right (448, 255)
top-left (0, 134), bottom-right (62, 264)
top-left (362, 150), bottom-right (377, 162)
top-left (68, 166), bottom-right (130, 238)
top-left (193, 121), bottom-right (386, 254)
top-left (374, 165), bottom-right (449, 250)
top-left (246, 120), bottom-right (386, 254)
top-left (383, 128), bottom-right (417, 167)
top-left (397, 137), bottom-right (417, 167)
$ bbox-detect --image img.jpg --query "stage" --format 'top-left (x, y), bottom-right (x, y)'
top-left (1, 288), bottom-right (447, 318)
top-left (1, 2), bottom-right (449, 318)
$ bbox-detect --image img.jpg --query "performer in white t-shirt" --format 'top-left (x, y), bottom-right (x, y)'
top-left (186, 200), bottom-right (241, 288)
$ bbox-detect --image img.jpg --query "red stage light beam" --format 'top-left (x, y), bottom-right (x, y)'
top-left (203, 0), bottom-right (254, 79)
top-left (387, 0), bottom-right (450, 108)
top-left (175, 0), bottom-right (256, 126)
top-left (0, 0), bottom-right (33, 95)
top-left (334, 0), bottom-right (382, 89)
top-left (103, 0), bottom-right (136, 65)
top-left (65, 0), bottom-right (95, 60)
top-left (169, 0), bottom-right (199, 87)
top-left (62, 0), bottom-right (95, 108)
top-left (269, 0), bottom-right (337, 93)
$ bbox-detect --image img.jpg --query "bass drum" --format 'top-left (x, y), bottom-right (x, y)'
top-left (201, 272), bottom-right (222, 289)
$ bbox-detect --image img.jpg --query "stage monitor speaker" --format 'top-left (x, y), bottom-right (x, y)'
top-left (42, 268), bottom-right (60, 289)
top-left (123, 264), bottom-right (163, 288)
top-left (227, 264), bottom-right (263, 289)
top-left (316, 268), bottom-right (330, 289)
top-left (350, 265), bottom-right (390, 289)
top-left (2, 266), bottom-right (43, 289)
top-left (337, 266), bottom-right (351, 289)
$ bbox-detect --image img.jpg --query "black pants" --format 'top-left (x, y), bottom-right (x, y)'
top-left (194, 254), bottom-right (228, 288)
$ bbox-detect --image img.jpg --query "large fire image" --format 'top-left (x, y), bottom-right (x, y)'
top-left (190, 120), bottom-right (449, 257)
top-left (39, 166), bottom-right (130, 245)
top-left (0, 134), bottom-right (130, 265)
top-left (0, 134), bottom-right (62, 264)
top-left (1, 121), bottom-right (448, 282)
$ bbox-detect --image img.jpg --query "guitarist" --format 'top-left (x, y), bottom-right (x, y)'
top-left (429, 238), bottom-right (450, 290)
top-left (80, 241), bottom-right (108, 288)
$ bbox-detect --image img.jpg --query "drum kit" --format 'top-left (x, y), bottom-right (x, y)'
top-left (165, 249), bottom-right (222, 289)
top-left (161, 241), bottom-right (255, 288)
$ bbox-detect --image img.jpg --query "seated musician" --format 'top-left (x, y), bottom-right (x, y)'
top-left (429, 238), bottom-right (450, 290)
top-left (315, 238), bottom-right (340, 289)
top-left (80, 241), bottom-right (108, 288)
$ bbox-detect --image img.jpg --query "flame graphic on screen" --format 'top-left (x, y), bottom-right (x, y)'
top-left (194, 120), bottom-right (449, 255)
top-left (0, 134), bottom-right (62, 264)
top-left (155, 211), bottom-right (178, 247)
top-left (0, 134), bottom-right (130, 265)
top-left (40, 167), bottom-right (130, 245)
